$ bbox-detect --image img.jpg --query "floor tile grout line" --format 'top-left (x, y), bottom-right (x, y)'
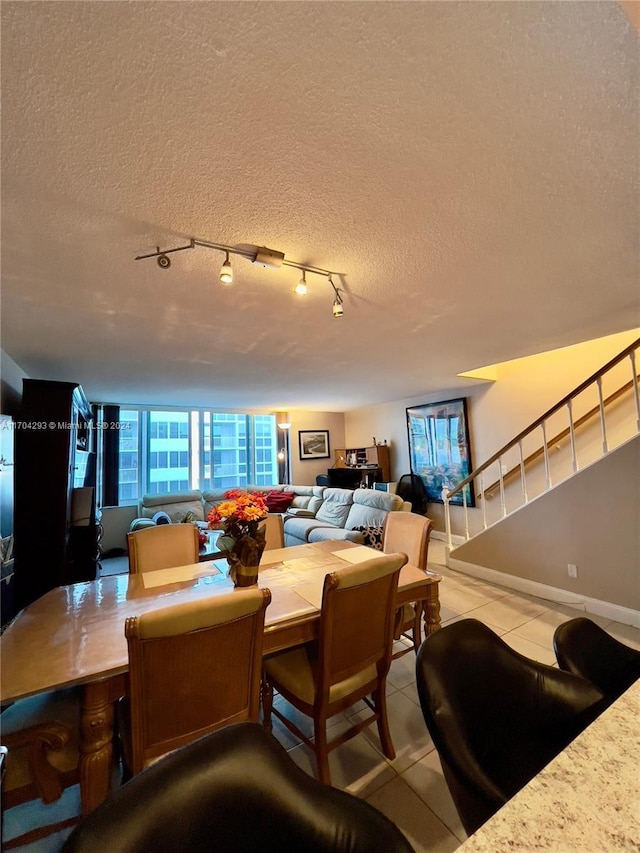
top-left (367, 772), bottom-right (464, 845)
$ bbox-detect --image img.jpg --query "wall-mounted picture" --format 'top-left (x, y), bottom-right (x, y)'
top-left (406, 398), bottom-right (474, 506)
top-left (298, 430), bottom-right (330, 460)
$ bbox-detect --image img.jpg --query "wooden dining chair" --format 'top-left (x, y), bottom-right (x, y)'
top-left (1, 688), bottom-right (83, 848)
top-left (126, 523), bottom-right (200, 574)
top-left (262, 552), bottom-right (408, 785)
top-left (119, 587), bottom-right (271, 775)
top-left (263, 513), bottom-right (285, 551)
top-left (381, 512), bottom-right (433, 658)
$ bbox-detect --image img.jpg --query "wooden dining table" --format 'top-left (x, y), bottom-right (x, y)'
top-left (0, 540), bottom-right (441, 814)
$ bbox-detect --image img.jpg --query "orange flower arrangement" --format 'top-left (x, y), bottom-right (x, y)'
top-left (207, 489), bottom-right (268, 535)
top-left (207, 490), bottom-right (268, 586)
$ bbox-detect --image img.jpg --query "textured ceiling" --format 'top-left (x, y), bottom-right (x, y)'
top-left (1, 1), bottom-right (638, 411)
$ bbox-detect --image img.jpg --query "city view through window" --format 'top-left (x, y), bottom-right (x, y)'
top-left (114, 409), bottom-right (278, 505)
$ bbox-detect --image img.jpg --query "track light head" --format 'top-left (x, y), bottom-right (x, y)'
top-left (294, 271), bottom-right (307, 295)
top-left (219, 252), bottom-right (233, 285)
top-left (329, 276), bottom-right (344, 317)
top-left (157, 253), bottom-right (171, 269)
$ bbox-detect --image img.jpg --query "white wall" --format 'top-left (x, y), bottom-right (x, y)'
top-left (288, 411), bottom-right (345, 485)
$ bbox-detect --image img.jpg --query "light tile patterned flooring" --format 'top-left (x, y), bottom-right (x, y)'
top-left (7, 541), bottom-right (640, 853)
top-left (268, 539), bottom-right (640, 853)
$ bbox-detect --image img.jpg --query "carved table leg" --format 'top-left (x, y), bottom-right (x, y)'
top-left (79, 680), bottom-right (116, 815)
top-left (423, 582), bottom-right (442, 636)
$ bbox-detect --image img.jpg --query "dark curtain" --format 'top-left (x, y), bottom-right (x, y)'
top-left (102, 404), bottom-right (120, 506)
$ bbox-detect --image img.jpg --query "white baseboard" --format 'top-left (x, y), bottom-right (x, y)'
top-left (447, 556), bottom-right (640, 629)
top-left (431, 530), bottom-right (465, 546)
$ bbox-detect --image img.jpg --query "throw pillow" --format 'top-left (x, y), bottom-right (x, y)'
top-left (264, 491), bottom-right (295, 513)
top-left (152, 511), bottom-right (172, 525)
top-left (353, 525), bottom-right (384, 550)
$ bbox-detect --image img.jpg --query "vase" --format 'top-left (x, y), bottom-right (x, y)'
top-left (226, 523), bottom-right (267, 588)
top-left (227, 559), bottom-right (260, 587)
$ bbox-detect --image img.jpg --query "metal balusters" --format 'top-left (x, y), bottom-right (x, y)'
top-left (479, 473), bottom-right (487, 530)
top-left (567, 400), bottom-right (578, 472)
top-left (441, 340), bottom-right (638, 559)
top-left (444, 489), bottom-right (452, 550)
top-left (518, 440), bottom-right (528, 503)
top-left (596, 376), bottom-right (608, 454)
top-left (462, 485), bottom-right (469, 541)
top-left (542, 421), bottom-right (551, 490)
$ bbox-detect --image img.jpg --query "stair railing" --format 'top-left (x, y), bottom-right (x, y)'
top-left (444, 338), bottom-right (640, 550)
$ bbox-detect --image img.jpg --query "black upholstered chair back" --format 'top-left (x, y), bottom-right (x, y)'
top-left (61, 723), bottom-right (414, 853)
top-left (553, 617), bottom-right (640, 700)
top-left (395, 474), bottom-right (427, 514)
top-left (415, 619), bottom-right (606, 835)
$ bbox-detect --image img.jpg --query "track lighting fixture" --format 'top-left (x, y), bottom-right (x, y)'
top-left (294, 271), bottom-right (307, 295)
top-left (135, 237), bottom-right (346, 317)
top-left (219, 252), bottom-right (233, 285)
top-left (329, 275), bottom-right (344, 318)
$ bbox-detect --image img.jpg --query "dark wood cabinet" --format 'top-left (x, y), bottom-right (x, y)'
top-left (333, 445), bottom-right (391, 482)
top-left (14, 379), bottom-right (97, 610)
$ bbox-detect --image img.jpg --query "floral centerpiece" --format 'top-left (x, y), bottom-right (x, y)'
top-left (207, 489), bottom-right (268, 586)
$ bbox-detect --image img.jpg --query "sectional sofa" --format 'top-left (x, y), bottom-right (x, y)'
top-left (100, 486), bottom-right (324, 553)
top-left (135, 485), bottom-right (324, 523)
top-left (282, 488), bottom-right (410, 546)
top-left (100, 485), bottom-right (410, 554)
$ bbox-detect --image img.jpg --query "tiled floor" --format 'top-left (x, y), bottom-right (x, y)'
top-left (266, 539), bottom-right (640, 853)
top-left (7, 540), bottom-right (640, 853)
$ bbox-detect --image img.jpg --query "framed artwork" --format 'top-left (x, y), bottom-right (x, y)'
top-left (406, 398), bottom-right (474, 506)
top-left (298, 430), bottom-right (330, 460)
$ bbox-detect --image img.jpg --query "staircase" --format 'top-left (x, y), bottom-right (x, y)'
top-left (444, 338), bottom-right (640, 552)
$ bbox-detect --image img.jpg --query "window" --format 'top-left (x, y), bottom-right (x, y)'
top-left (111, 409), bottom-right (278, 505)
top-left (117, 411), bottom-right (140, 505)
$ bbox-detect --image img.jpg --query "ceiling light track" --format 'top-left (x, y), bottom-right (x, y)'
top-left (135, 237), bottom-right (345, 318)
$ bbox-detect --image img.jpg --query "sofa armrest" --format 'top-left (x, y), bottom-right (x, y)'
top-left (284, 508), bottom-right (316, 520)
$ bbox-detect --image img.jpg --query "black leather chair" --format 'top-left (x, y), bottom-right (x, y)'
top-left (415, 619), bottom-right (607, 835)
top-left (61, 722), bottom-right (414, 853)
top-left (395, 474), bottom-right (427, 515)
top-left (553, 617), bottom-right (640, 700)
